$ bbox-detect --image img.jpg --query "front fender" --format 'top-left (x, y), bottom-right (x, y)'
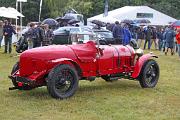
top-left (131, 53), bottom-right (158, 78)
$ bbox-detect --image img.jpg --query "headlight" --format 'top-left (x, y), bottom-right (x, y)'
top-left (135, 48), bottom-right (144, 56)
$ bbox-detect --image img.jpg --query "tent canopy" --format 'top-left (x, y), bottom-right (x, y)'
top-left (88, 6), bottom-right (177, 26)
top-left (0, 7), bottom-right (24, 19)
top-left (88, 15), bottom-right (120, 23)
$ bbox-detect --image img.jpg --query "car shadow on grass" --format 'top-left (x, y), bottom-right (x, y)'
top-left (7, 80), bottom-right (145, 100)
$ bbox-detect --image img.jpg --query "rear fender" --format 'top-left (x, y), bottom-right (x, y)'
top-left (131, 54), bottom-right (158, 78)
top-left (49, 58), bottom-right (82, 77)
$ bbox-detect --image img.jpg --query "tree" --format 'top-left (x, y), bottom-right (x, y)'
top-left (0, 0), bottom-right (179, 25)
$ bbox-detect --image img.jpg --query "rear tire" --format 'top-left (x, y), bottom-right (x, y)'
top-left (47, 64), bottom-right (79, 99)
top-left (138, 59), bottom-right (159, 88)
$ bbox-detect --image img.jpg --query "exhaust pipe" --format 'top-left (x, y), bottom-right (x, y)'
top-left (9, 87), bottom-right (19, 90)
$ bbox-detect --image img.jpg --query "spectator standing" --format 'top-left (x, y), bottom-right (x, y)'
top-left (123, 24), bottom-right (132, 45)
top-left (112, 21), bottom-right (124, 44)
top-left (176, 29), bottom-right (180, 60)
top-left (106, 23), bottom-right (114, 32)
top-left (162, 27), bottom-right (169, 52)
top-left (151, 27), bottom-right (158, 50)
top-left (0, 21), bottom-right (3, 48)
top-left (144, 26), bottom-right (152, 50)
top-left (42, 24), bottom-right (53, 46)
top-left (33, 23), bottom-right (44, 48)
top-left (157, 28), bottom-right (164, 51)
top-left (164, 26), bottom-right (176, 55)
top-left (137, 27), bottom-right (144, 48)
top-left (3, 20), bottom-right (16, 53)
top-left (26, 22), bottom-right (36, 49)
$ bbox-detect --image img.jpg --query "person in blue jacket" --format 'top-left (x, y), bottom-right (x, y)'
top-left (3, 20), bottom-right (16, 53)
top-left (123, 24), bottom-right (132, 45)
top-left (164, 26), bottom-right (176, 55)
top-left (112, 21), bottom-right (124, 44)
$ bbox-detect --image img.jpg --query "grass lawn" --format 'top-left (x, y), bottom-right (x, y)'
top-left (0, 46), bottom-right (180, 120)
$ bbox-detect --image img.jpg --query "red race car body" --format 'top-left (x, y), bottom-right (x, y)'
top-left (9, 41), bottom-right (159, 99)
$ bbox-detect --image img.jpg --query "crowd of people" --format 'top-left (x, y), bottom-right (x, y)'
top-left (0, 19), bottom-right (180, 60)
top-left (106, 21), bottom-right (180, 60)
top-left (23, 22), bottom-right (53, 49)
top-left (0, 20), bottom-right (54, 53)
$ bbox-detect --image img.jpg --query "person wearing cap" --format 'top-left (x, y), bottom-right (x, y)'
top-left (3, 20), bottom-right (16, 53)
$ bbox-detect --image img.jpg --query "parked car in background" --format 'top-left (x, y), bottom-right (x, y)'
top-left (93, 29), bottom-right (115, 45)
top-left (52, 26), bottom-right (94, 45)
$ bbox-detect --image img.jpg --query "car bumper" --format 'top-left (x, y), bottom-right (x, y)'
top-left (9, 75), bottom-right (36, 87)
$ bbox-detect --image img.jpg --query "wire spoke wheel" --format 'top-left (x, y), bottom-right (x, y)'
top-left (145, 64), bottom-right (157, 85)
top-left (47, 64), bottom-right (79, 99)
top-left (139, 60), bottom-right (159, 88)
top-left (55, 69), bottom-right (74, 94)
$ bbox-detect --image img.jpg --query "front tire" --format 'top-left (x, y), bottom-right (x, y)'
top-left (138, 59), bottom-right (159, 88)
top-left (11, 62), bottom-right (19, 87)
top-left (11, 62), bottom-right (33, 90)
top-left (47, 64), bottom-right (79, 99)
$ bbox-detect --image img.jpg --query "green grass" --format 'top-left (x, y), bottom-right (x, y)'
top-left (0, 46), bottom-right (180, 120)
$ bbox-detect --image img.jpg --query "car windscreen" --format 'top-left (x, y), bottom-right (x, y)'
top-left (53, 27), bottom-right (80, 35)
top-left (95, 31), bottom-right (113, 38)
top-left (71, 34), bottom-right (96, 44)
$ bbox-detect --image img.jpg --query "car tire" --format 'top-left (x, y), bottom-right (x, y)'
top-left (99, 40), bottom-right (107, 45)
top-left (11, 62), bottom-right (19, 87)
top-left (101, 75), bottom-right (113, 82)
top-left (138, 59), bottom-right (159, 88)
top-left (47, 64), bottom-right (79, 99)
top-left (11, 62), bottom-right (33, 90)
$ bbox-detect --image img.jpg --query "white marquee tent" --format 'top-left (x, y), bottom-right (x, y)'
top-left (0, 7), bottom-right (24, 19)
top-left (87, 6), bottom-right (177, 25)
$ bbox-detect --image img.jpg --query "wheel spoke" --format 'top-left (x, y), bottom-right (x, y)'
top-left (55, 69), bottom-right (74, 93)
top-left (145, 64), bottom-right (158, 85)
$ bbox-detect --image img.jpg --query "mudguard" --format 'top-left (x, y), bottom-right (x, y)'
top-left (50, 58), bottom-right (82, 75)
top-left (131, 53), bottom-right (158, 78)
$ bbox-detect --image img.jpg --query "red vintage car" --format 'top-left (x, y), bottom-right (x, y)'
top-left (9, 34), bottom-right (159, 99)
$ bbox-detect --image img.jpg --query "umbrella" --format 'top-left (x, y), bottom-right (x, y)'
top-left (56, 14), bottom-right (75, 23)
top-left (172, 20), bottom-right (180, 28)
top-left (62, 14), bottom-right (75, 21)
top-left (68, 19), bottom-right (80, 24)
top-left (55, 16), bottom-right (62, 21)
top-left (42, 18), bottom-right (58, 27)
top-left (91, 20), bottom-right (106, 27)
